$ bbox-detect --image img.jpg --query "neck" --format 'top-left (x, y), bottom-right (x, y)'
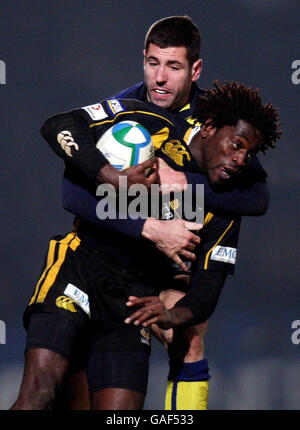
top-left (189, 133), bottom-right (205, 170)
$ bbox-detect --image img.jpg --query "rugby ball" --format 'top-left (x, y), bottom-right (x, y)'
top-left (96, 120), bottom-right (154, 171)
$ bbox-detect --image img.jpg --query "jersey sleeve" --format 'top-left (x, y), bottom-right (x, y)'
top-left (62, 174), bottom-right (146, 238)
top-left (41, 107), bottom-right (111, 181)
top-left (197, 214), bottom-right (241, 275)
top-left (184, 172), bottom-right (270, 216)
top-left (173, 269), bottom-right (227, 325)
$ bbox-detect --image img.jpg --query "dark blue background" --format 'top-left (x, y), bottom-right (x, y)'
top-left (0, 0), bottom-right (299, 409)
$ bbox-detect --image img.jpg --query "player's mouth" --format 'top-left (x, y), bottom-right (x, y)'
top-left (219, 166), bottom-right (238, 180)
top-left (151, 88), bottom-right (170, 98)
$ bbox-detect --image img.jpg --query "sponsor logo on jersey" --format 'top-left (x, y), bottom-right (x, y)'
top-left (106, 99), bottom-right (125, 115)
top-left (82, 103), bottom-right (108, 120)
top-left (55, 295), bottom-right (77, 313)
top-left (211, 246), bottom-right (237, 264)
top-left (140, 327), bottom-right (151, 346)
top-left (64, 283), bottom-right (90, 317)
top-left (162, 140), bottom-right (191, 166)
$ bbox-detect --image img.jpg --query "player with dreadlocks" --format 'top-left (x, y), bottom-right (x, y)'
top-left (125, 80), bottom-right (281, 410)
top-left (12, 80), bottom-right (280, 411)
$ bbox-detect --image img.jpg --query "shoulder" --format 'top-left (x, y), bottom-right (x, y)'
top-left (111, 82), bottom-right (146, 101)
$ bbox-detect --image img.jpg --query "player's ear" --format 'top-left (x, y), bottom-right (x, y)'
top-left (143, 49), bottom-right (146, 65)
top-left (191, 59), bottom-right (202, 82)
top-left (200, 120), bottom-right (216, 138)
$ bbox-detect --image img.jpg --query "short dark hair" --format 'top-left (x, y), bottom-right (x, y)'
top-left (193, 81), bottom-right (282, 152)
top-left (144, 15), bottom-right (201, 66)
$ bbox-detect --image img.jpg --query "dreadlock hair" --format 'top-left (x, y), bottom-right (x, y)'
top-left (193, 81), bottom-right (282, 152)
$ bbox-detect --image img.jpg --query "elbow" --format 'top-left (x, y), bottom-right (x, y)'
top-left (254, 183), bottom-right (270, 216)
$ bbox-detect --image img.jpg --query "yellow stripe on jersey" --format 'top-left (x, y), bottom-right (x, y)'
top-left (183, 127), bottom-right (193, 144)
top-left (89, 110), bottom-right (175, 128)
top-left (204, 212), bottom-right (214, 226)
top-left (179, 103), bottom-right (191, 112)
top-left (204, 219), bottom-right (235, 270)
top-left (151, 127), bottom-right (170, 150)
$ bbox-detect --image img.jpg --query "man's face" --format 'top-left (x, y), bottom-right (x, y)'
top-left (192, 119), bottom-right (262, 185)
top-left (143, 43), bottom-right (202, 111)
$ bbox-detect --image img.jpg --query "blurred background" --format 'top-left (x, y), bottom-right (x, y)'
top-left (0, 0), bottom-right (299, 410)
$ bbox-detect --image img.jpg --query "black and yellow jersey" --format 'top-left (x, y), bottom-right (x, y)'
top-left (41, 97), bottom-right (243, 324)
top-left (43, 97), bottom-right (241, 278)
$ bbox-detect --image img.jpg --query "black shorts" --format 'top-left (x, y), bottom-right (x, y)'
top-left (25, 313), bottom-right (149, 393)
top-left (87, 350), bottom-right (149, 395)
top-left (24, 231), bottom-right (154, 358)
top-left (25, 312), bottom-right (90, 370)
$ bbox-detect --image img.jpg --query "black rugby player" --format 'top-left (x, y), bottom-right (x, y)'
top-left (47, 16), bottom-right (270, 410)
top-left (11, 81), bottom-right (281, 410)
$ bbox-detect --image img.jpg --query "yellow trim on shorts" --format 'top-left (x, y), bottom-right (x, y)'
top-left (29, 233), bottom-right (80, 305)
top-left (29, 238), bottom-right (57, 306)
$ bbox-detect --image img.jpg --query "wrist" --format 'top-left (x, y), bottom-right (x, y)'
top-left (97, 163), bottom-right (120, 188)
top-left (168, 307), bottom-right (194, 328)
top-left (141, 218), bottom-right (160, 241)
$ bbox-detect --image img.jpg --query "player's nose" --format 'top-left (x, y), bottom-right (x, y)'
top-left (231, 150), bottom-right (247, 167)
top-left (155, 66), bottom-right (167, 83)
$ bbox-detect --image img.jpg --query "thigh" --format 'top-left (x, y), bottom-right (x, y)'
top-left (10, 347), bottom-right (70, 410)
top-left (91, 388), bottom-right (144, 410)
top-left (53, 369), bottom-right (90, 410)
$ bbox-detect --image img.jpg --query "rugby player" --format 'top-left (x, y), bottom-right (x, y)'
top-left (11, 81), bottom-right (280, 410)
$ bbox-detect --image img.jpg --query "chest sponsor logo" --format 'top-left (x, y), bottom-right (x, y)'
top-left (64, 283), bottom-right (91, 317)
top-left (82, 103), bottom-right (108, 120)
top-left (162, 140), bottom-right (191, 166)
top-left (106, 99), bottom-right (125, 114)
top-left (211, 246), bottom-right (237, 264)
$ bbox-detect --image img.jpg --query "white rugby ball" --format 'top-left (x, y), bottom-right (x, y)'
top-left (96, 120), bottom-right (154, 171)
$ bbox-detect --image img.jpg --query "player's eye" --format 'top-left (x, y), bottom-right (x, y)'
top-left (231, 141), bottom-right (241, 149)
top-left (246, 151), bottom-right (256, 161)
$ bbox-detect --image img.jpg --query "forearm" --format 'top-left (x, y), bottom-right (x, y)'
top-left (173, 270), bottom-right (227, 326)
top-left (62, 175), bottom-right (145, 238)
top-left (125, 270), bottom-right (226, 330)
top-left (164, 306), bottom-right (195, 328)
top-left (41, 111), bottom-right (109, 181)
top-left (184, 172), bottom-right (269, 216)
